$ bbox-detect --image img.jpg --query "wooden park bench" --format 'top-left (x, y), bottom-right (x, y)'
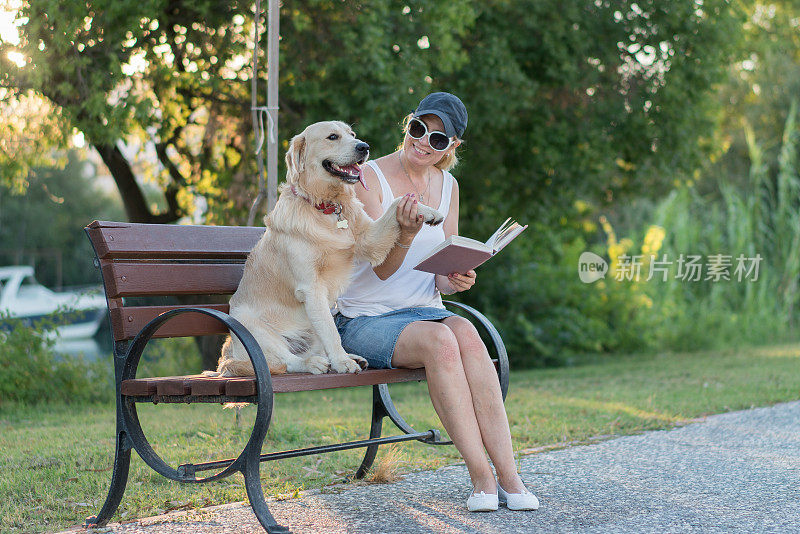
top-left (83, 220), bottom-right (509, 533)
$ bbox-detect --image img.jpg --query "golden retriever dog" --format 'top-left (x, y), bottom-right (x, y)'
top-left (210, 121), bottom-right (444, 377)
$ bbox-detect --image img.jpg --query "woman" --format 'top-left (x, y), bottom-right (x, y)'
top-left (335, 92), bottom-right (538, 512)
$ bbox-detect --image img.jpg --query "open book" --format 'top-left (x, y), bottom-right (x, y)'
top-left (413, 217), bottom-right (528, 276)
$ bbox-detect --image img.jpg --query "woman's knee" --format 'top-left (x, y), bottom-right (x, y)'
top-left (443, 316), bottom-right (488, 358)
top-left (433, 323), bottom-right (462, 362)
top-left (394, 321), bottom-right (459, 368)
top-left (410, 322), bottom-right (461, 369)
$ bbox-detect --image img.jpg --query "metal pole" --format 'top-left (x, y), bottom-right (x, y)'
top-left (246, 0), bottom-right (266, 227)
top-left (266, 0), bottom-right (279, 213)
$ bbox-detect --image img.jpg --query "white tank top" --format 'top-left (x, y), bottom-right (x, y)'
top-left (336, 160), bottom-right (454, 317)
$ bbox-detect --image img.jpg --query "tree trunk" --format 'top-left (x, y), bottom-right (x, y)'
top-left (95, 144), bottom-right (155, 223)
top-left (94, 144), bottom-right (221, 368)
top-left (95, 143), bottom-right (180, 224)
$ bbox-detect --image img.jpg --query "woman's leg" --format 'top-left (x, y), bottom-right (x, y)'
top-left (440, 315), bottom-right (526, 493)
top-left (392, 320), bottom-right (497, 494)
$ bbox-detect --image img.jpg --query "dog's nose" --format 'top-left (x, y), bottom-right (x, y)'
top-left (356, 142), bottom-right (370, 154)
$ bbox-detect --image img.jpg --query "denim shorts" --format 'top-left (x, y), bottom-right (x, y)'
top-left (333, 306), bottom-right (456, 369)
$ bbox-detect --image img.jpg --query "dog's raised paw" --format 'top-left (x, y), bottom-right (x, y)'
top-left (425, 214), bottom-right (444, 226)
top-left (419, 206), bottom-right (445, 226)
top-left (304, 355), bottom-right (330, 375)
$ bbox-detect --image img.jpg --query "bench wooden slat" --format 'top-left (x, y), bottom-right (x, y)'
top-left (225, 378), bottom-right (257, 396)
top-left (120, 368), bottom-right (428, 398)
top-left (110, 304), bottom-right (232, 341)
top-left (270, 368), bottom-right (427, 393)
top-left (156, 376), bottom-right (193, 396)
top-left (87, 220), bottom-right (264, 260)
top-left (101, 262), bottom-right (245, 298)
top-left (186, 376), bottom-right (228, 396)
top-left (120, 375), bottom-right (202, 396)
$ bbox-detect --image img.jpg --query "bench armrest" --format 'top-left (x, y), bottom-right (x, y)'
top-left (117, 307), bottom-right (274, 484)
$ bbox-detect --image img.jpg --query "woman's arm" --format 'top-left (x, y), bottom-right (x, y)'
top-left (435, 179), bottom-right (476, 294)
top-left (355, 163), bottom-right (422, 281)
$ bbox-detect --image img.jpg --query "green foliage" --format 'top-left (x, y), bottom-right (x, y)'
top-left (460, 217), bottom-right (657, 367)
top-left (0, 150), bottom-right (124, 287)
top-left (0, 90), bottom-right (70, 192)
top-left (712, 0), bottom-right (800, 191)
top-left (136, 336), bottom-right (203, 377)
top-left (1, 0), bottom-right (786, 367)
top-left (462, 96), bottom-right (800, 365)
top-left (1, 0), bottom-right (744, 225)
top-left (599, 100), bottom-right (800, 351)
top-left (0, 315), bottom-right (112, 405)
top-left (446, 0), bottom-right (744, 231)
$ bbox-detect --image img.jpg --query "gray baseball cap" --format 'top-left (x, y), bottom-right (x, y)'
top-left (413, 92), bottom-right (468, 139)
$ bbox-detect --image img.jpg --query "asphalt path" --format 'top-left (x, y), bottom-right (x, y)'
top-left (73, 400), bottom-right (800, 534)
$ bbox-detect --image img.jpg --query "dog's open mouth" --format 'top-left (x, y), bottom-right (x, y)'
top-left (323, 160), bottom-right (368, 189)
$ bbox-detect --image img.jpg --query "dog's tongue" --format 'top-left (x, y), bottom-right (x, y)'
top-left (344, 164), bottom-right (368, 190)
top-left (357, 166), bottom-right (368, 190)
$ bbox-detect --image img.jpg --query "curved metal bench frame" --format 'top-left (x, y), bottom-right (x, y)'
top-left (85, 300), bottom-right (508, 534)
top-left (85, 307), bottom-right (289, 533)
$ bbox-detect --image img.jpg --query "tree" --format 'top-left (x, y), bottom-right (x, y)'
top-left (711, 0), bottom-right (800, 190)
top-left (0, 0), bottom-right (475, 224)
top-left (1, 0), bottom-right (747, 364)
top-left (2, 1), bottom-right (742, 226)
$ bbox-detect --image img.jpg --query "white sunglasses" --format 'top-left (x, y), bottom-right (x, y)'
top-left (407, 118), bottom-right (455, 152)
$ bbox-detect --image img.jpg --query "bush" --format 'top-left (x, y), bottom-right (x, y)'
top-left (136, 336), bottom-right (203, 378)
top-left (0, 315), bottom-right (112, 406)
top-left (458, 219), bottom-right (656, 368)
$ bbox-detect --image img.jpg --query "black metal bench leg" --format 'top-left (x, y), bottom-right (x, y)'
top-left (84, 429), bottom-right (132, 527)
top-left (242, 451), bottom-right (291, 534)
top-left (354, 384), bottom-right (389, 479)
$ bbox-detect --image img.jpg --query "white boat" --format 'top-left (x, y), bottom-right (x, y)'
top-left (0, 266), bottom-right (107, 339)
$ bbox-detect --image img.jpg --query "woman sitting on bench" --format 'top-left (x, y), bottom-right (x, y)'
top-left (334, 92), bottom-right (539, 512)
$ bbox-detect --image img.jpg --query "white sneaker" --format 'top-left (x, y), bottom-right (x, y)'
top-left (467, 489), bottom-right (499, 512)
top-left (497, 483), bottom-right (539, 510)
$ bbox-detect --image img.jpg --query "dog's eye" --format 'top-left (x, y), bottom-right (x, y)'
top-left (327, 133), bottom-right (339, 140)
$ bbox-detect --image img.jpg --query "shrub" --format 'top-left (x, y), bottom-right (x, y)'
top-left (0, 315), bottom-right (112, 406)
top-left (458, 221), bottom-right (656, 368)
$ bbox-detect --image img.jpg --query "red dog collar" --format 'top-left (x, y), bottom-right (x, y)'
top-left (290, 185), bottom-right (348, 228)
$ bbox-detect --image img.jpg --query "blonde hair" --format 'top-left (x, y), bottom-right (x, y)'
top-left (398, 114), bottom-right (462, 172)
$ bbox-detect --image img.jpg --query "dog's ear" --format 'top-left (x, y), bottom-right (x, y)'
top-left (286, 133), bottom-right (306, 181)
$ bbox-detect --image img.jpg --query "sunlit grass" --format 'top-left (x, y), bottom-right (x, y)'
top-left (1, 342), bottom-right (799, 533)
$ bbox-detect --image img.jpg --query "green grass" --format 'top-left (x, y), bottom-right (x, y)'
top-left (2, 342), bottom-right (799, 533)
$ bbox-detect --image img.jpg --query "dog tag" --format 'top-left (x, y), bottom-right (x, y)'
top-left (337, 219), bottom-right (349, 229)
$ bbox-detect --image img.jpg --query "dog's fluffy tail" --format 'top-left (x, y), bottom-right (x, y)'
top-left (203, 335), bottom-right (288, 378)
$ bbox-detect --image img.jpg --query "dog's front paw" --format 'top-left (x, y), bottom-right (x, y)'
top-left (348, 353), bottom-right (368, 370)
top-left (303, 355), bottom-right (330, 375)
top-left (329, 356), bottom-right (362, 374)
top-left (417, 204), bottom-right (445, 226)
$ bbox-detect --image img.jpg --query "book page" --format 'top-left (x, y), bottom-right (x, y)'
top-left (451, 235), bottom-right (489, 250)
top-left (492, 224), bottom-right (527, 253)
top-left (484, 217), bottom-right (513, 250)
top-left (494, 221), bottom-right (522, 248)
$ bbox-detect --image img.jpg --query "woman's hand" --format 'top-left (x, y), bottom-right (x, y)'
top-left (444, 270), bottom-right (476, 293)
top-left (396, 193), bottom-right (423, 245)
